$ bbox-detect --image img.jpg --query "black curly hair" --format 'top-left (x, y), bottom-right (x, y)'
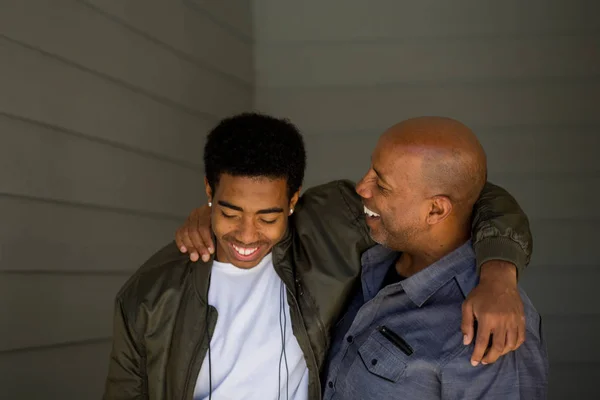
top-left (204, 112), bottom-right (307, 198)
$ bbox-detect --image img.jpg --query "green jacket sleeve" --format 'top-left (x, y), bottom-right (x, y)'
top-left (103, 297), bottom-right (147, 400)
top-left (330, 179), bottom-right (532, 275)
top-left (471, 181), bottom-right (532, 275)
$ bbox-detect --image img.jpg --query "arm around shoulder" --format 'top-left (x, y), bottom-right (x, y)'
top-left (471, 181), bottom-right (533, 275)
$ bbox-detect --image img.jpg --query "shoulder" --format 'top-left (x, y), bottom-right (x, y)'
top-left (293, 179), bottom-right (368, 239)
top-left (297, 180), bottom-right (362, 219)
top-left (115, 241), bottom-right (199, 310)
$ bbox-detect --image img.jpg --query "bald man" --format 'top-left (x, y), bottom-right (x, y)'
top-left (322, 117), bottom-right (548, 399)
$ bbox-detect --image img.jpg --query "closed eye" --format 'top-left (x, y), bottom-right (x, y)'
top-left (221, 211), bottom-right (236, 219)
top-left (261, 218), bottom-right (277, 224)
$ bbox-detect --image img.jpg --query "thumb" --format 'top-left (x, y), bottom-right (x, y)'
top-left (461, 300), bottom-right (475, 345)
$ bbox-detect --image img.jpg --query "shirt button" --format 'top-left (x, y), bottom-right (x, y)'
top-left (346, 335), bottom-right (353, 343)
top-left (328, 381), bottom-right (334, 388)
top-left (371, 359), bottom-right (378, 366)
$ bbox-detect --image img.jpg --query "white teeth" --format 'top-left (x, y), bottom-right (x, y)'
top-left (232, 244), bottom-right (258, 256)
top-left (364, 205), bottom-right (380, 218)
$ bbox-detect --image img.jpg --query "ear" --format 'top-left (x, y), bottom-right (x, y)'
top-left (289, 188), bottom-right (301, 215)
top-left (426, 195), bottom-right (453, 225)
top-left (204, 177), bottom-right (213, 203)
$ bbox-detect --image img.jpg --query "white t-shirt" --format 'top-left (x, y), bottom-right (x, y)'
top-left (193, 253), bottom-right (309, 400)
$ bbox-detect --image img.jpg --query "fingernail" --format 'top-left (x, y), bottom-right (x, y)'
top-left (202, 254), bottom-right (209, 262)
top-left (191, 252), bottom-right (199, 262)
top-left (180, 246), bottom-right (187, 252)
top-left (208, 247), bottom-right (214, 254)
top-left (463, 335), bottom-right (468, 345)
top-left (482, 361), bottom-right (488, 365)
top-left (471, 360), bottom-right (479, 367)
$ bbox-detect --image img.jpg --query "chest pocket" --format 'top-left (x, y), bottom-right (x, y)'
top-left (357, 332), bottom-right (410, 383)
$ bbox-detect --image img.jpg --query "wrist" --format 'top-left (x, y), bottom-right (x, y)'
top-left (479, 260), bottom-right (518, 287)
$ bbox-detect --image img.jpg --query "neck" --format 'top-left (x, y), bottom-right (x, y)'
top-left (396, 222), bottom-right (470, 277)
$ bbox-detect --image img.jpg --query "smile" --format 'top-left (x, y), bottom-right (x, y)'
top-left (364, 205), bottom-right (381, 218)
top-left (232, 244), bottom-right (259, 256)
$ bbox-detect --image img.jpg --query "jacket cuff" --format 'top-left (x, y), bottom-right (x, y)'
top-left (474, 237), bottom-right (527, 279)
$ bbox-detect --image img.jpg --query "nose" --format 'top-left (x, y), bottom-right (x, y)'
top-left (237, 217), bottom-right (259, 244)
top-left (356, 170), bottom-right (373, 199)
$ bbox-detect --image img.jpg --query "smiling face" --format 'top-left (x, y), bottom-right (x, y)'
top-left (206, 173), bottom-right (299, 269)
top-left (355, 133), bottom-right (430, 251)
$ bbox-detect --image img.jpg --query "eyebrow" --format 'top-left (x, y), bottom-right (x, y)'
top-left (217, 200), bottom-right (284, 214)
top-left (372, 167), bottom-right (391, 187)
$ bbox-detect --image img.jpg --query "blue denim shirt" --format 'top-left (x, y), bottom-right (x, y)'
top-left (323, 242), bottom-right (549, 399)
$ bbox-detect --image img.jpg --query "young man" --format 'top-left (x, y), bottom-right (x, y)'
top-left (104, 113), bottom-right (532, 400)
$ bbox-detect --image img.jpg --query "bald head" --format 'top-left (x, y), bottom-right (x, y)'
top-left (356, 116), bottom-right (487, 254)
top-left (381, 116), bottom-right (487, 214)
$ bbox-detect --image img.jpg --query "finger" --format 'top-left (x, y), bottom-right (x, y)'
top-left (187, 222), bottom-right (211, 263)
top-left (180, 231), bottom-right (200, 262)
top-left (471, 325), bottom-right (492, 366)
top-left (502, 326), bottom-right (518, 355)
top-left (482, 327), bottom-right (507, 365)
top-left (199, 222), bottom-right (215, 255)
top-left (175, 228), bottom-right (188, 253)
top-left (516, 318), bottom-right (526, 349)
top-left (461, 300), bottom-right (475, 345)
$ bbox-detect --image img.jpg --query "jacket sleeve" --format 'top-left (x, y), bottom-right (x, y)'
top-left (331, 179), bottom-right (532, 275)
top-left (471, 181), bottom-right (532, 275)
top-left (103, 296), bottom-right (147, 400)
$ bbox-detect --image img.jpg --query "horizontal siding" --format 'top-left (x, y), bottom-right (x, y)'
top-left (0, 0), bottom-right (252, 117)
top-left (255, 0), bottom-right (600, 43)
top-left (0, 0), bottom-right (253, 398)
top-left (0, 37), bottom-right (210, 164)
top-left (549, 364), bottom-right (600, 400)
top-left (0, 275), bottom-right (125, 351)
top-left (0, 115), bottom-right (204, 215)
top-left (187, 0), bottom-right (253, 40)
top-left (0, 196), bottom-right (178, 273)
top-left (542, 316), bottom-right (600, 364)
top-left (83, 0), bottom-right (253, 83)
top-left (257, 35), bottom-right (600, 87)
top-left (519, 269), bottom-right (596, 315)
top-left (0, 340), bottom-right (111, 399)
top-left (530, 220), bottom-right (598, 267)
top-left (257, 80), bottom-right (600, 133)
top-left (489, 176), bottom-right (597, 220)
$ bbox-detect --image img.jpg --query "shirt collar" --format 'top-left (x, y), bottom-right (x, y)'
top-left (361, 240), bottom-right (476, 307)
top-left (401, 241), bottom-right (475, 307)
top-left (360, 244), bottom-right (399, 299)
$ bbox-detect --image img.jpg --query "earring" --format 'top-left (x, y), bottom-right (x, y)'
top-left (208, 202), bottom-right (212, 207)
top-left (289, 208), bottom-right (294, 215)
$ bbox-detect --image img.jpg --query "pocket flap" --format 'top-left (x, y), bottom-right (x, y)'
top-left (357, 335), bottom-right (407, 382)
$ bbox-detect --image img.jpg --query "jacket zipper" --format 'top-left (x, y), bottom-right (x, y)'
top-left (287, 287), bottom-right (322, 399)
top-left (296, 278), bottom-right (329, 359)
top-left (182, 306), bottom-right (215, 400)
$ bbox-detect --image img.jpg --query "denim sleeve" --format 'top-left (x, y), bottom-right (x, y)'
top-left (440, 333), bottom-right (549, 399)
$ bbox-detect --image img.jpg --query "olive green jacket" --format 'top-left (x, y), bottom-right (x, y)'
top-left (103, 180), bottom-right (532, 400)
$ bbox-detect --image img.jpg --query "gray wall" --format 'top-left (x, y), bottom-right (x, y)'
top-left (0, 1), bottom-right (252, 398)
top-left (253, 0), bottom-right (600, 398)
